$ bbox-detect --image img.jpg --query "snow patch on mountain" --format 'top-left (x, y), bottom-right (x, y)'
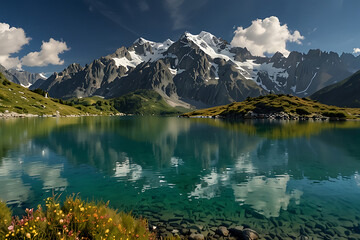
top-left (39, 73), bottom-right (47, 79)
top-left (296, 72), bottom-right (317, 95)
top-left (20, 83), bottom-right (32, 88)
top-left (210, 62), bottom-right (219, 79)
top-left (113, 53), bottom-right (142, 71)
top-left (113, 38), bottom-right (174, 70)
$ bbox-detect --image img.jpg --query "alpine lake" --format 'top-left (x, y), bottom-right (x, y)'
top-left (1, 116), bottom-right (360, 239)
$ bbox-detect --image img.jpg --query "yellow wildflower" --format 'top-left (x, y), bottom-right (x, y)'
top-left (80, 207), bottom-right (85, 212)
top-left (26, 233), bottom-right (31, 238)
top-left (105, 229), bottom-right (110, 233)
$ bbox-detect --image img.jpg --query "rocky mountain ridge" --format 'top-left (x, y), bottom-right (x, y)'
top-left (35, 31), bottom-right (360, 108)
top-left (0, 64), bottom-right (46, 88)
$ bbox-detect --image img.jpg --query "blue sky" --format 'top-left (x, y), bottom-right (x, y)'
top-left (1, 0), bottom-right (359, 75)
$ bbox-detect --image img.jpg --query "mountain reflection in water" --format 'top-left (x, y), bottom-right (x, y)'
top-left (1, 117), bottom-right (360, 221)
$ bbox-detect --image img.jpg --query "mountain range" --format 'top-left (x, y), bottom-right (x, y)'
top-left (2, 31), bottom-right (360, 109)
top-left (0, 64), bottom-right (46, 88)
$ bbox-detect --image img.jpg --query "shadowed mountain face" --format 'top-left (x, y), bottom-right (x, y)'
top-left (311, 70), bottom-right (360, 107)
top-left (36, 31), bottom-right (360, 108)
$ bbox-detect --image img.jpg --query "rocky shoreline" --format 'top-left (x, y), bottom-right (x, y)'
top-left (0, 110), bottom-right (125, 119)
top-left (182, 111), bottom-right (348, 121)
top-left (151, 223), bottom-right (261, 240)
top-left (148, 218), bottom-right (360, 240)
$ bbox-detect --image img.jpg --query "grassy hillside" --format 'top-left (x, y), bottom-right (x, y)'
top-left (65, 96), bottom-right (119, 115)
top-left (112, 89), bottom-right (188, 115)
top-left (182, 94), bottom-right (360, 119)
top-left (0, 73), bottom-right (85, 116)
top-left (311, 70), bottom-right (360, 107)
top-left (0, 73), bottom-right (186, 116)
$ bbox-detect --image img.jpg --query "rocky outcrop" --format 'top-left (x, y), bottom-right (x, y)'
top-left (37, 59), bottom-right (125, 99)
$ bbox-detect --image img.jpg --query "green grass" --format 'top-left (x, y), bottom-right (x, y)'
top-left (182, 94), bottom-right (360, 119)
top-left (63, 96), bottom-right (119, 115)
top-left (0, 73), bottom-right (186, 116)
top-left (0, 73), bottom-right (85, 116)
top-left (0, 196), bottom-right (155, 240)
top-left (112, 89), bottom-right (188, 115)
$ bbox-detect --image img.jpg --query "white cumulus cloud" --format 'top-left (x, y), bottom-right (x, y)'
top-left (354, 48), bottom-right (360, 55)
top-left (0, 22), bottom-right (69, 69)
top-left (21, 38), bottom-right (70, 67)
top-left (231, 16), bottom-right (304, 57)
top-left (0, 23), bottom-right (31, 69)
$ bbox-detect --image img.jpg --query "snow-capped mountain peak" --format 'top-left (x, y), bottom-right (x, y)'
top-left (112, 37), bottom-right (175, 70)
top-left (133, 37), bottom-right (151, 45)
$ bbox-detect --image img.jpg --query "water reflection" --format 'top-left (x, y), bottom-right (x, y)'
top-left (0, 141), bottom-right (67, 205)
top-left (0, 117), bottom-right (360, 221)
top-left (232, 175), bottom-right (303, 218)
top-left (188, 151), bottom-right (303, 217)
top-left (114, 158), bottom-right (142, 181)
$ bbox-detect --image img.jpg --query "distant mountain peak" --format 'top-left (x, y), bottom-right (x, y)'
top-left (133, 37), bottom-right (153, 45)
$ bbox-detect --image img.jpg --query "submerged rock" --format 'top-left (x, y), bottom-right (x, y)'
top-left (216, 226), bottom-right (229, 237)
top-left (228, 226), bottom-right (244, 238)
top-left (242, 228), bottom-right (259, 240)
top-left (189, 233), bottom-right (205, 240)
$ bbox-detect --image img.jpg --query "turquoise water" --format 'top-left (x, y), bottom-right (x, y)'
top-left (1, 116), bottom-right (360, 238)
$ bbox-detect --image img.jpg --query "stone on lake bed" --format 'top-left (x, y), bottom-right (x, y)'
top-left (228, 226), bottom-right (244, 237)
top-left (315, 222), bottom-right (326, 231)
top-left (325, 228), bottom-right (336, 236)
top-left (216, 226), bottom-right (229, 237)
top-left (180, 228), bottom-right (190, 235)
top-left (341, 220), bottom-right (354, 228)
top-left (242, 228), bottom-right (259, 240)
top-left (305, 221), bottom-right (316, 229)
top-left (189, 233), bottom-right (205, 240)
